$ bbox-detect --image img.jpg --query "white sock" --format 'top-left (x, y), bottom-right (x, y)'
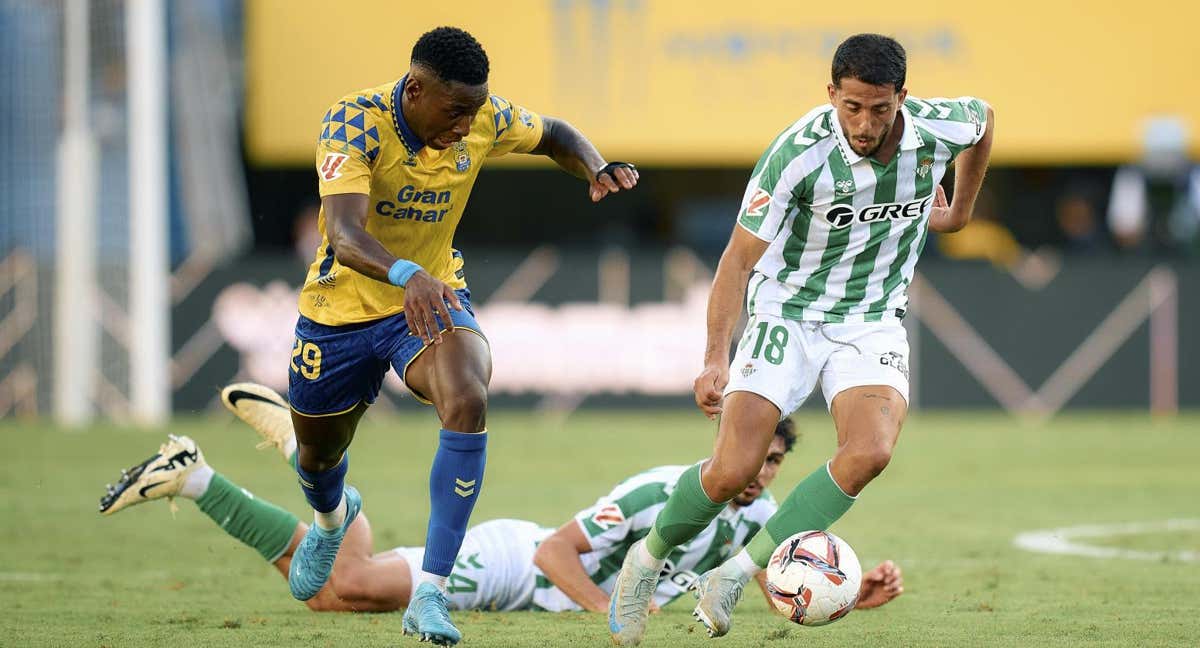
top-left (418, 570), bottom-right (448, 592)
top-left (727, 549), bottom-right (762, 583)
top-left (634, 538), bottom-right (667, 571)
top-left (179, 465), bottom-right (214, 499)
top-left (313, 497), bottom-right (347, 531)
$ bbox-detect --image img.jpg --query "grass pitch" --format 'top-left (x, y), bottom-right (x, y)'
top-left (2, 409), bottom-right (1197, 647)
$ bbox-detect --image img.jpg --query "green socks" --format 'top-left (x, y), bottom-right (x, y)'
top-left (195, 473), bottom-right (300, 562)
top-left (744, 461), bottom-right (856, 568)
top-left (645, 464), bottom-right (727, 560)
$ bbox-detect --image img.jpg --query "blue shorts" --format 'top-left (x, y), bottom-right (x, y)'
top-left (288, 288), bottom-right (484, 416)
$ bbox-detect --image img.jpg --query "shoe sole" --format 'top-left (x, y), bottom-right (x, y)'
top-left (222, 387), bottom-right (287, 412)
top-left (692, 606), bottom-right (722, 638)
top-left (402, 608), bottom-right (460, 645)
top-left (220, 383), bottom-right (294, 459)
top-left (98, 454), bottom-right (159, 515)
top-left (402, 629), bottom-right (458, 646)
top-left (99, 438), bottom-right (201, 516)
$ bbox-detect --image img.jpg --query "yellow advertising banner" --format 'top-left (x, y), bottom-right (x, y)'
top-left (246, 0), bottom-right (1200, 166)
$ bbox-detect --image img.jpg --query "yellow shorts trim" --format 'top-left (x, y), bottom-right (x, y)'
top-left (290, 401), bottom-right (364, 418)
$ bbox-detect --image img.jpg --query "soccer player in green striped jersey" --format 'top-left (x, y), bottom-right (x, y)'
top-left (609, 33), bottom-right (993, 645)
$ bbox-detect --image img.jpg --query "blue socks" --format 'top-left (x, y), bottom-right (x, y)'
top-left (422, 429), bottom-right (487, 577)
top-left (296, 454), bottom-right (347, 513)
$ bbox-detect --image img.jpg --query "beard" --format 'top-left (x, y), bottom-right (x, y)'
top-left (848, 122), bottom-right (891, 158)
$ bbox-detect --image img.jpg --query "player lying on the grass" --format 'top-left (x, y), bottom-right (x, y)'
top-left (97, 383), bottom-right (901, 615)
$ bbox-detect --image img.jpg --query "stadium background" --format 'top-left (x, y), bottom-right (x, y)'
top-left (1, 1), bottom-right (1197, 646)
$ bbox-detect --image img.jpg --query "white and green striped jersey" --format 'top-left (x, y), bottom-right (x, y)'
top-left (738, 96), bottom-right (988, 322)
top-left (531, 464), bottom-right (776, 611)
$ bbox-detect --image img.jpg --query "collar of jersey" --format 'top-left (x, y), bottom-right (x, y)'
top-left (832, 103), bottom-right (923, 166)
top-left (391, 75), bottom-right (425, 155)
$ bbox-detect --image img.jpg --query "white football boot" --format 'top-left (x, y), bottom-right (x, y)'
top-left (691, 563), bottom-right (747, 638)
top-left (607, 539), bottom-right (662, 646)
top-left (220, 382), bottom-right (295, 463)
top-left (98, 435), bottom-right (205, 516)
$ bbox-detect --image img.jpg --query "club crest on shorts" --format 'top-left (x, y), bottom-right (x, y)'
top-left (453, 141), bottom-right (471, 172)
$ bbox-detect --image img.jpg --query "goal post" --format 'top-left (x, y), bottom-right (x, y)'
top-left (127, 0), bottom-right (171, 424)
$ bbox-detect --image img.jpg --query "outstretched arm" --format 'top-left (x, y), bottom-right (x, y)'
top-left (531, 117), bottom-right (639, 202)
top-left (929, 105), bottom-right (994, 233)
top-left (533, 521), bottom-right (613, 612)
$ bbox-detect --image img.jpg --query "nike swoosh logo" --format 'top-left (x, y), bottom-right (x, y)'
top-left (139, 481), bottom-right (168, 497)
top-left (226, 389), bottom-right (286, 410)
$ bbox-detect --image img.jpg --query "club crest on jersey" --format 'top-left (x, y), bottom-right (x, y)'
top-left (320, 153), bottom-right (348, 181)
top-left (591, 504), bottom-right (625, 529)
top-left (823, 195), bottom-right (933, 228)
top-left (453, 141), bottom-right (471, 172)
top-left (745, 188), bottom-right (772, 217)
top-left (518, 107), bottom-right (534, 128)
top-left (916, 157), bottom-right (934, 179)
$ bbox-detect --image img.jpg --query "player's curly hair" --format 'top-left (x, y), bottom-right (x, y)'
top-left (774, 417), bottom-right (799, 454)
top-left (411, 26), bottom-right (490, 86)
top-left (832, 33), bottom-right (906, 90)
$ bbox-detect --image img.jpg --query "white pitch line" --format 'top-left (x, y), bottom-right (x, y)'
top-left (1013, 519), bottom-right (1200, 562)
top-left (0, 572), bottom-right (64, 582)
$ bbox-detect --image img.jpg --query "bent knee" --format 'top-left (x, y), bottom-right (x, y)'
top-left (840, 443), bottom-right (894, 481)
top-left (703, 460), bottom-right (759, 502)
top-left (439, 387), bottom-right (488, 432)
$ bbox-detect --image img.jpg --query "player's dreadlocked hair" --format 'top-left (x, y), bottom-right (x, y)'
top-left (411, 26), bottom-right (490, 86)
top-left (831, 33), bottom-right (906, 90)
top-left (774, 417), bottom-right (799, 454)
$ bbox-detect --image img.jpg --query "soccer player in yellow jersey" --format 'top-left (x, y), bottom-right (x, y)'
top-left (284, 27), bottom-right (638, 645)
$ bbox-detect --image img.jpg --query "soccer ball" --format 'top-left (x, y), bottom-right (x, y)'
top-left (765, 530), bottom-right (862, 626)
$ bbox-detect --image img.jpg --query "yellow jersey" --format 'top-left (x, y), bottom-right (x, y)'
top-left (299, 76), bottom-right (544, 325)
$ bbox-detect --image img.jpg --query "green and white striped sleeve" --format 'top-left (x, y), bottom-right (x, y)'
top-left (737, 108), bottom-right (830, 241)
top-left (907, 96), bottom-right (989, 151)
top-left (574, 471), bottom-right (674, 551)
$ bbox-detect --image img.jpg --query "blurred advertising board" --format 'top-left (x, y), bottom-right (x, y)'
top-left (171, 249), bottom-right (1197, 415)
top-left (246, 0), bottom-right (1200, 166)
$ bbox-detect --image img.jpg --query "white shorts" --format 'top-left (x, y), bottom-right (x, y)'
top-left (392, 518), bottom-right (550, 612)
top-left (723, 315), bottom-right (910, 415)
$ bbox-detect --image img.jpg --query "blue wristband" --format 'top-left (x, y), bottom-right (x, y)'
top-left (387, 259), bottom-right (422, 287)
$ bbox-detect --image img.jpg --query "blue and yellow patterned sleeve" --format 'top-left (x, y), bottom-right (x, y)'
top-left (487, 94), bottom-right (545, 157)
top-left (314, 98), bottom-right (382, 196)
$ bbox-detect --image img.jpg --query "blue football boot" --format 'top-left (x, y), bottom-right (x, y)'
top-left (288, 485), bottom-right (362, 600)
top-left (402, 582), bottom-right (462, 645)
